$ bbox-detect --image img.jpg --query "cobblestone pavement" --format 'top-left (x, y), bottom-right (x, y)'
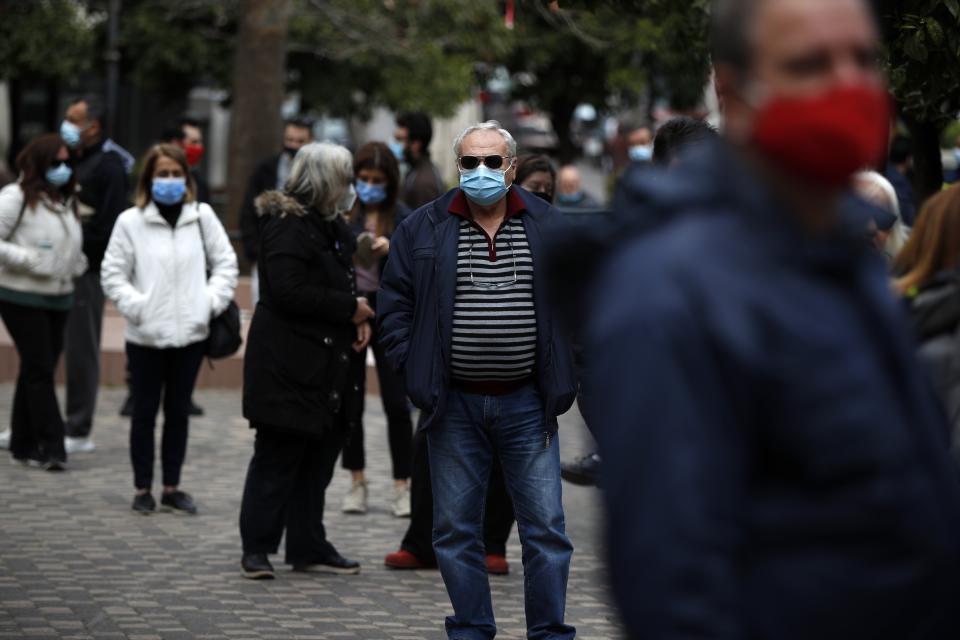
top-left (0, 385), bottom-right (621, 639)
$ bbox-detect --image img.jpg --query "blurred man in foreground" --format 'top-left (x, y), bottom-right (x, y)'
top-left (586, 0), bottom-right (960, 637)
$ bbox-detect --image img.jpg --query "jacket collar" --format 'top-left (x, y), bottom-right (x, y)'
top-left (142, 201), bottom-right (201, 228)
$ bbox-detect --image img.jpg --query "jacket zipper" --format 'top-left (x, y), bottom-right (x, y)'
top-left (171, 222), bottom-right (181, 342)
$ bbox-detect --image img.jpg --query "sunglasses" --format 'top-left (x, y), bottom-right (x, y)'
top-left (458, 155), bottom-right (512, 171)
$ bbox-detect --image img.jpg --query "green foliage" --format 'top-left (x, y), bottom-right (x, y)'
top-left (510, 0), bottom-right (712, 113)
top-left (879, 0), bottom-right (960, 128)
top-left (0, 0), bottom-right (99, 80)
top-left (118, 0), bottom-right (240, 95)
top-left (288, 0), bottom-right (512, 118)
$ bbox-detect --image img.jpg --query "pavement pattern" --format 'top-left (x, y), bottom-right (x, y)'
top-left (0, 385), bottom-right (621, 639)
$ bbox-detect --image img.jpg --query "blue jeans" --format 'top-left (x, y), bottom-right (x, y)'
top-left (428, 385), bottom-right (575, 640)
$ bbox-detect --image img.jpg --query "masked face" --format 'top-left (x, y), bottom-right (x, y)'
top-left (335, 183), bottom-right (357, 215)
top-left (45, 162), bottom-right (73, 187)
top-left (457, 129), bottom-right (515, 206)
top-left (718, 0), bottom-right (886, 188)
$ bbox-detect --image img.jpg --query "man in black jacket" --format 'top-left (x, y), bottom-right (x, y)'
top-left (395, 112), bottom-right (445, 210)
top-left (239, 117), bottom-right (313, 307)
top-left (61, 95), bottom-right (129, 454)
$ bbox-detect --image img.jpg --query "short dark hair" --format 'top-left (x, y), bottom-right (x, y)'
top-left (890, 134), bottom-right (912, 165)
top-left (711, 0), bottom-right (766, 74)
top-left (515, 154), bottom-right (556, 186)
top-left (653, 117), bottom-right (718, 165)
top-left (160, 123), bottom-right (186, 144)
top-left (179, 116), bottom-right (201, 130)
top-left (284, 116), bottom-right (314, 133)
top-left (68, 95), bottom-right (107, 129)
top-left (397, 112), bottom-right (433, 150)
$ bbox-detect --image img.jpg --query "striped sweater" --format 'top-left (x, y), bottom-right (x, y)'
top-left (451, 216), bottom-right (537, 384)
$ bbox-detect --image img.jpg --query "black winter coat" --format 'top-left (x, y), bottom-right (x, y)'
top-left (242, 190), bottom-right (363, 438)
top-left (908, 269), bottom-right (960, 463)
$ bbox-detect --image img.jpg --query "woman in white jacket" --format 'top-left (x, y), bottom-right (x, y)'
top-left (0, 133), bottom-right (87, 470)
top-left (101, 144), bottom-right (237, 514)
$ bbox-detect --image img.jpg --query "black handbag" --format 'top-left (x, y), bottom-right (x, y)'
top-left (197, 211), bottom-right (242, 359)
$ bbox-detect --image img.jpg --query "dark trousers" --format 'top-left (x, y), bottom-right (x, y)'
top-left (126, 341), bottom-right (205, 490)
top-left (342, 291), bottom-right (413, 479)
top-left (240, 426), bottom-right (346, 564)
top-left (0, 301), bottom-right (68, 462)
top-left (65, 270), bottom-right (105, 438)
top-left (401, 418), bottom-right (516, 562)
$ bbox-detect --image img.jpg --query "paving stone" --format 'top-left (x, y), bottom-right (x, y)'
top-left (0, 384), bottom-right (621, 638)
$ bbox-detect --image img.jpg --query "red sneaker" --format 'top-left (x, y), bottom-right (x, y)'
top-left (485, 554), bottom-right (509, 575)
top-left (385, 549), bottom-right (433, 569)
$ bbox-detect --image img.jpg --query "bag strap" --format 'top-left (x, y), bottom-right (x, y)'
top-left (195, 205), bottom-right (211, 274)
top-left (4, 197), bottom-right (28, 242)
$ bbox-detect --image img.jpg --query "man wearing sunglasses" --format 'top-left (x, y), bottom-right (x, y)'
top-left (378, 121), bottom-right (577, 640)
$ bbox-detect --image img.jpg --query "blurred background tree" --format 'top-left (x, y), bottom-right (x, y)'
top-left (878, 0), bottom-right (960, 200)
top-left (0, 0), bottom-right (98, 80)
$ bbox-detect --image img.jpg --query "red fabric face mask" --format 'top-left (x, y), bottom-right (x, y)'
top-left (184, 143), bottom-right (204, 168)
top-left (751, 84), bottom-right (891, 189)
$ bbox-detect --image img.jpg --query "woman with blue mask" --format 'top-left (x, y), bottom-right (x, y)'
top-left (101, 144), bottom-right (238, 515)
top-left (340, 141), bottom-right (414, 517)
top-left (0, 133), bottom-right (86, 469)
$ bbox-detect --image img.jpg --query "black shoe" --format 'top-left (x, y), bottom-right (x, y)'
top-left (41, 458), bottom-right (67, 472)
top-left (120, 395), bottom-right (134, 417)
top-left (189, 400), bottom-right (204, 417)
top-left (160, 490), bottom-right (198, 514)
top-left (560, 452), bottom-right (601, 486)
top-left (241, 553), bottom-right (276, 580)
top-left (293, 553), bottom-right (361, 575)
top-left (132, 492), bottom-right (156, 514)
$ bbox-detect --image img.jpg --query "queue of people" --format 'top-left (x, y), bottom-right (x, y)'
top-left (7, 0), bottom-right (960, 635)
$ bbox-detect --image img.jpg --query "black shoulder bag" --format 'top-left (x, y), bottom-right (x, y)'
top-left (197, 210), bottom-right (243, 359)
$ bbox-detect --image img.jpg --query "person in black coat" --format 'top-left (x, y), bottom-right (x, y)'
top-left (238, 117), bottom-right (314, 306)
top-left (238, 142), bottom-right (375, 580)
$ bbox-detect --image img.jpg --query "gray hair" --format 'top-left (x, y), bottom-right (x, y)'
top-left (453, 120), bottom-right (517, 159)
top-left (855, 170), bottom-right (909, 257)
top-left (285, 142), bottom-right (353, 219)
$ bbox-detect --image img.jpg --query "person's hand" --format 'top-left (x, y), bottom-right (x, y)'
top-left (371, 236), bottom-right (390, 257)
top-left (353, 321), bottom-right (372, 352)
top-left (353, 297), bottom-right (374, 325)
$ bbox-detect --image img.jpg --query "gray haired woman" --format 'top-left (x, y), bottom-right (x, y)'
top-left (238, 142), bottom-right (374, 580)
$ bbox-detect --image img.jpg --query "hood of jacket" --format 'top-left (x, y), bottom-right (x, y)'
top-left (254, 190), bottom-right (306, 219)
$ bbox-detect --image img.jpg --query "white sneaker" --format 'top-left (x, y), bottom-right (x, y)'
top-left (392, 484), bottom-right (411, 518)
top-left (0, 429), bottom-right (10, 450)
top-left (64, 436), bottom-right (95, 454)
top-left (341, 480), bottom-right (368, 514)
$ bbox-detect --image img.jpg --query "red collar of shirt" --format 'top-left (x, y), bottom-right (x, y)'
top-left (448, 187), bottom-right (527, 221)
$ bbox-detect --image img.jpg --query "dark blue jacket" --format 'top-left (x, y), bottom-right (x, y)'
top-left (378, 187), bottom-right (577, 430)
top-left (586, 142), bottom-right (960, 639)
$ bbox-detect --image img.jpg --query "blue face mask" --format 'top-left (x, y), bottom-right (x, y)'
top-left (152, 177), bottom-right (187, 205)
top-left (557, 191), bottom-right (584, 205)
top-left (460, 166), bottom-right (508, 206)
top-left (60, 120), bottom-right (82, 149)
top-left (388, 139), bottom-right (405, 161)
top-left (355, 179), bottom-right (387, 205)
top-left (45, 162), bottom-right (72, 187)
top-left (628, 144), bottom-right (653, 163)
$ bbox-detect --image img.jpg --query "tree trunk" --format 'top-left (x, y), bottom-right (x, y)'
top-left (225, 0), bottom-right (292, 232)
top-left (550, 98), bottom-right (578, 165)
top-left (902, 111), bottom-right (944, 207)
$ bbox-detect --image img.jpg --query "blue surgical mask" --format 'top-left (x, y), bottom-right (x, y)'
top-left (557, 191), bottom-right (584, 205)
top-left (629, 144), bottom-right (653, 163)
top-left (152, 177), bottom-right (187, 205)
top-left (60, 120), bottom-right (82, 149)
top-left (336, 184), bottom-right (358, 215)
top-left (460, 166), bottom-right (508, 206)
top-left (45, 162), bottom-right (72, 187)
top-left (355, 179), bottom-right (387, 205)
top-left (388, 139), bottom-right (405, 161)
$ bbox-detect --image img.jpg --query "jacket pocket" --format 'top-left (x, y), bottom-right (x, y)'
top-left (405, 328), bottom-right (436, 411)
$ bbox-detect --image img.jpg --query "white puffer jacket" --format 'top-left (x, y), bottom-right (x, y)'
top-left (0, 183), bottom-right (87, 295)
top-left (101, 201), bottom-right (238, 349)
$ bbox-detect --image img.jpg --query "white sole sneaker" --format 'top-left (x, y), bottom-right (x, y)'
top-left (341, 481), bottom-right (368, 514)
top-left (0, 430), bottom-right (10, 450)
top-left (64, 436), bottom-right (95, 454)
top-left (392, 485), bottom-right (411, 518)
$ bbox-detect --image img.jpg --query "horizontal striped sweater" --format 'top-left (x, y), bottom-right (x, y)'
top-left (451, 215), bottom-right (537, 386)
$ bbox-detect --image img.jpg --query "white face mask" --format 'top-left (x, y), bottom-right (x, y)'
top-left (335, 183), bottom-right (357, 215)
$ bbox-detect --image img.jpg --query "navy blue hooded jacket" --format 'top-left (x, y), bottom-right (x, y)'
top-left (585, 142), bottom-right (960, 639)
top-left (377, 187), bottom-right (577, 431)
